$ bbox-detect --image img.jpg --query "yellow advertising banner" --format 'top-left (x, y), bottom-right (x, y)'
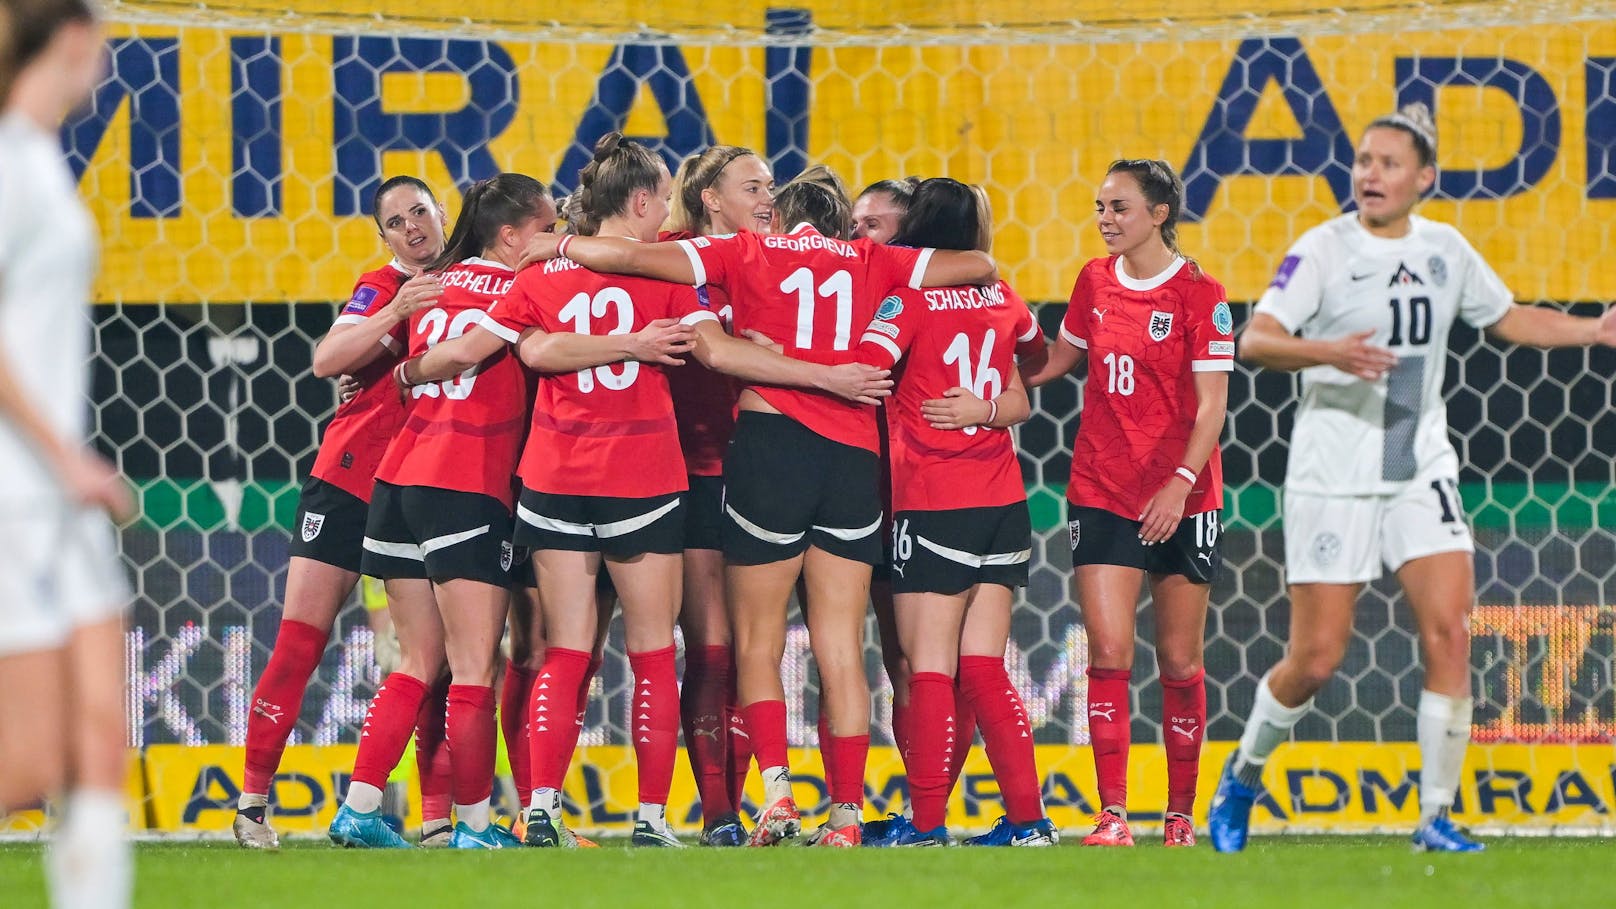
top-left (0, 755), bottom-right (150, 834)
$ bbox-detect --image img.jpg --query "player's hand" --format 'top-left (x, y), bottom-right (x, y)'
top-left (1594, 307), bottom-right (1616, 348)
top-left (1325, 329), bottom-right (1397, 381)
top-left (337, 374), bottom-right (362, 404)
top-left (516, 232), bottom-right (564, 270)
top-left (819, 363), bottom-right (892, 406)
top-left (921, 387), bottom-right (992, 431)
top-left (628, 319), bottom-right (697, 366)
top-left (741, 329), bottom-right (783, 354)
top-left (1137, 477), bottom-right (1191, 545)
top-left (390, 273), bottom-right (442, 318)
top-left (58, 447), bottom-right (135, 523)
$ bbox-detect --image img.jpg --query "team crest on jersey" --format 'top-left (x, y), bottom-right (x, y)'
top-left (1311, 532), bottom-right (1342, 568)
top-left (1211, 301), bottom-right (1233, 335)
top-left (500, 541), bottom-right (514, 573)
top-left (1148, 311), bottom-right (1173, 342)
top-left (1388, 262), bottom-right (1424, 287)
top-left (342, 286), bottom-right (378, 315)
top-left (300, 512), bottom-right (326, 543)
top-left (1427, 256), bottom-right (1448, 287)
top-left (876, 295), bottom-right (904, 320)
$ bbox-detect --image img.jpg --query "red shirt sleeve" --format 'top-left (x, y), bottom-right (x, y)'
top-left (673, 232), bottom-right (745, 289)
top-left (855, 287), bottom-right (923, 369)
top-left (332, 278), bottom-right (397, 327)
top-left (1185, 277), bottom-right (1236, 373)
top-left (1005, 283), bottom-right (1045, 360)
top-left (481, 271), bottom-right (544, 342)
top-left (665, 283), bottom-right (721, 326)
top-left (866, 243), bottom-right (930, 294)
top-left (1059, 264), bottom-right (1093, 350)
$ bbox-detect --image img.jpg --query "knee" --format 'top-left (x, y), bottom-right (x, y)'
top-left (1087, 639), bottom-right (1133, 672)
top-left (1156, 655), bottom-right (1204, 683)
top-left (1286, 649), bottom-right (1342, 693)
top-left (885, 654), bottom-right (912, 691)
top-left (1420, 613), bottom-right (1471, 657)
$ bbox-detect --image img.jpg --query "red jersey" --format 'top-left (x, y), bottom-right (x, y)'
top-left (483, 256), bottom-right (717, 498)
top-left (1059, 256), bottom-right (1234, 518)
top-left (373, 258), bottom-right (530, 505)
top-left (674, 224), bottom-right (929, 453)
top-left (859, 281), bottom-right (1043, 512)
top-left (308, 261), bottom-right (410, 502)
top-left (659, 230), bottom-right (738, 477)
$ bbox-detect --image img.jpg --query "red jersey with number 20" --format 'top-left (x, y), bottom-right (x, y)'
top-left (484, 257), bottom-right (719, 498)
top-left (374, 258), bottom-right (529, 506)
top-left (309, 261), bottom-right (410, 502)
top-left (1060, 256), bottom-right (1234, 519)
top-left (674, 224), bottom-right (930, 453)
top-left (859, 280), bottom-right (1043, 512)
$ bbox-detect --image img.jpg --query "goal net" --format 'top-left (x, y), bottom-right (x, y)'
top-left (21, 0), bottom-right (1615, 836)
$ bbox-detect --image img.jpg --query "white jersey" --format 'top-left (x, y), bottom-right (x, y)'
top-left (1255, 214), bottom-right (1513, 497)
top-left (0, 112), bottom-right (98, 506)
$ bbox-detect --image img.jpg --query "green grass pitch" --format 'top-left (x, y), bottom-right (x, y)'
top-left (1, 837), bottom-right (1612, 908)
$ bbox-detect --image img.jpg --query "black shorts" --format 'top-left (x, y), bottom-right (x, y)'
top-left (1067, 503), bottom-right (1223, 584)
top-left (683, 475), bottom-right (724, 552)
top-left (890, 504), bottom-right (1031, 596)
top-left (361, 481), bottom-right (518, 586)
top-left (514, 488), bottom-right (684, 557)
top-left (721, 411), bottom-right (883, 566)
top-left (290, 477), bottom-right (369, 573)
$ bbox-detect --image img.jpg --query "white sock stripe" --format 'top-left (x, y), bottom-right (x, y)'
top-left (419, 524), bottom-right (492, 556)
top-left (362, 536), bottom-right (424, 561)
top-left (811, 514), bottom-right (883, 542)
top-left (725, 504), bottom-right (806, 545)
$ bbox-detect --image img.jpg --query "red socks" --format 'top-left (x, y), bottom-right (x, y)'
top-left (446, 685), bottom-right (496, 806)
top-left (1087, 667), bottom-right (1132, 812)
top-left (529, 648), bottom-right (592, 792)
top-left (741, 699), bottom-right (789, 775)
top-left (958, 656), bottom-right (1042, 824)
top-left (351, 672), bottom-right (429, 791)
top-left (499, 661), bottom-right (537, 805)
top-left (947, 679), bottom-right (976, 795)
top-left (681, 645), bottom-right (733, 818)
top-left (906, 672), bottom-right (955, 831)
top-left (724, 690), bottom-right (750, 809)
top-left (891, 699), bottom-right (913, 765)
top-left (415, 675), bottom-right (452, 822)
top-left (629, 646), bottom-right (679, 805)
top-left (829, 734), bottom-right (868, 806)
top-left (1161, 669), bottom-right (1207, 816)
top-left (243, 619), bottom-right (327, 795)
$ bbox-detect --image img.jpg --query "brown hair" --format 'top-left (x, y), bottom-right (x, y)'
top-left (565, 131), bottom-right (666, 237)
top-left (1, 0), bottom-right (96, 97)
top-left (428, 173), bottom-right (550, 271)
top-left (1106, 158), bottom-right (1200, 277)
top-left (773, 165), bottom-right (853, 239)
top-left (666, 145), bottom-right (758, 234)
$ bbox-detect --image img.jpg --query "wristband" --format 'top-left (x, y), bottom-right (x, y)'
top-left (557, 234), bottom-right (574, 260)
top-left (1175, 466), bottom-right (1197, 485)
top-left (393, 360), bottom-right (413, 387)
top-left (985, 398), bottom-right (998, 427)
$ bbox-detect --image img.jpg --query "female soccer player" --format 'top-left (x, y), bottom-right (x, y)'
top-left (520, 169), bottom-right (997, 845)
top-left (0, 2), bottom-right (133, 904)
top-left (328, 174), bottom-right (555, 849)
top-left (850, 178), bottom-right (917, 244)
top-left (234, 175), bottom-right (449, 850)
top-left (661, 145), bottom-right (775, 846)
top-left (1023, 159), bottom-right (1234, 848)
top-left (844, 178), bottom-right (1055, 847)
top-left (1208, 104), bottom-right (1616, 854)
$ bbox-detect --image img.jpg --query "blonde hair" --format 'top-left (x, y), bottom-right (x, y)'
top-left (665, 145), bottom-right (757, 234)
top-left (969, 184), bottom-right (994, 253)
top-left (1367, 102), bottom-right (1438, 167)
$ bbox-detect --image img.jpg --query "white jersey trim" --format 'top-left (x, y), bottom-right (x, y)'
top-left (362, 537), bottom-right (424, 562)
top-left (916, 534), bottom-right (1031, 568)
top-left (420, 525), bottom-right (491, 556)
top-left (812, 515), bottom-right (882, 541)
top-left (333, 314), bottom-right (367, 327)
top-left (726, 504), bottom-right (805, 545)
top-left (1191, 359), bottom-right (1235, 373)
top-left (462, 257), bottom-right (514, 272)
top-left (1113, 255), bottom-right (1185, 292)
top-left (479, 311), bottom-right (521, 343)
top-left (681, 310), bottom-right (720, 327)
top-left (907, 247), bottom-right (935, 290)
top-left (861, 332), bottom-right (902, 362)
top-left (675, 239), bottom-right (708, 288)
top-left (378, 334), bottom-right (403, 355)
top-left (1060, 325), bottom-right (1087, 349)
top-left (1018, 321), bottom-right (1041, 343)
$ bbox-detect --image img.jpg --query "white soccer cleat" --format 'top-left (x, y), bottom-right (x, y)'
top-left (232, 811), bottom-right (280, 850)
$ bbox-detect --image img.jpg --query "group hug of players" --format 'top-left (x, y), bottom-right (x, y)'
top-left (232, 102), bottom-right (1616, 853)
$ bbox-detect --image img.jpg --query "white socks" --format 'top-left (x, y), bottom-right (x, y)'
top-left (529, 787), bottom-right (562, 815)
top-left (1233, 673), bottom-right (1312, 787)
top-left (1417, 689), bottom-right (1473, 822)
top-left (454, 797), bottom-right (491, 833)
top-left (637, 803), bottom-right (668, 828)
top-left (827, 802), bottom-right (860, 830)
top-left (46, 789), bottom-right (130, 909)
top-left (343, 781), bottom-right (384, 814)
top-left (761, 766), bottom-right (792, 806)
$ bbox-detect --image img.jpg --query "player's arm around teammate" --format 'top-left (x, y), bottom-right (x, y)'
top-left (1024, 160), bottom-right (1234, 849)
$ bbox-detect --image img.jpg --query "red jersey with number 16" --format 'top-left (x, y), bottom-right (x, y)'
top-left (858, 280), bottom-right (1043, 512)
top-left (308, 261), bottom-right (410, 502)
top-left (674, 224), bottom-right (930, 453)
top-left (483, 256), bottom-right (719, 498)
top-left (1060, 256), bottom-right (1234, 519)
top-left (373, 258), bottom-right (529, 506)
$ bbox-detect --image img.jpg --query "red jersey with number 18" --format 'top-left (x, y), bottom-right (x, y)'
top-left (858, 280), bottom-right (1044, 512)
top-left (673, 224), bottom-right (930, 453)
top-left (1059, 256), bottom-right (1234, 519)
top-left (308, 261), bottom-right (410, 502)
top-left (483, 257), bottom-right (719, 498)
top-left (373, 257), bottom-right (530, 506)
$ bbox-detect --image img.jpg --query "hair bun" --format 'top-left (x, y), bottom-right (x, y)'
top-left (1397, 102), bottom-right (1437, 143)
top-left (592, 132), bottom-right (625, 164)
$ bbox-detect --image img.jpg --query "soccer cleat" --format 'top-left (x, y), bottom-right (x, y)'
top-left (328, 803), bottom-right (411, 849)
top-left (890, 823), bottom-right (951, 847)
top-left (449, 821), bottom-right (524, 849)
top-left (1081, 809), bottom-right (1134, 846)
top-left (522, 808), bottom-right (580, 848)
top-left (859, 812), bottom-right (912, 848)
top-left (418, 823), bottom-right (454, 848)
top-left (1207, 754), bottom-right (1257, 853)
top-left (962, 816), bottom-right (1057, 847)
top-left (699, 813), bottom-right (747, 847)
top-left (808, 824), bottom-right (861, 847)
top-left (232, 811), bottom-right (280, 850)
top-left (631, 820), bottom-right (687, 848)
top-left (747, 796), bottom-right (802, 847)
top-left (1163, 814), bottom-right (1196, 847)
top-left (1411, 813), bottom-right (1485, 853)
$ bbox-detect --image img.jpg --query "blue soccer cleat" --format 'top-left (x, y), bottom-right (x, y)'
top-left (699, 813), bottom-right (747, 847)
top-left (1207, 754), bottom-right (1258, 853)
top-left (328, 803), bottom-right (411, 849)
top-left (962, 816), bottom-right (1057, 847)
top-left (1411, 813), bottom-right (1485, 853)
top-left (891, 823), bottom-right (951, 847)
top-left (449, 821), bottom-right (524, 849)
top-left (860, 812), bottom-right (913, 848)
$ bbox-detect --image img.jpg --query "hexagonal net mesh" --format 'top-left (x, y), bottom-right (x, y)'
top-left (66, 0), bottom-right (1616, 835)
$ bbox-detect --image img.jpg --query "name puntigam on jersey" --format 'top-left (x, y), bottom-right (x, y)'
top-left (1254, 214), bottom-right (1513, 496)
top-left (373, 258), bottom-right (529, 505)
top-left (1060, 256), bottom-right (1234, 519)
top-left (483, 256), bottom-right (718, 499)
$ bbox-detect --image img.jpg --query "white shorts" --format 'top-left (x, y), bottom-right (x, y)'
top-left (0, 505), bottom-right (129, 657)
top-left (1283, 478), bottom-right (1474, 585)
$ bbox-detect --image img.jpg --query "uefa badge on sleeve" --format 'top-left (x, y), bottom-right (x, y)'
top-left (300, 512), bottom-right (326, 542)
top-left (1149, 310), bottom-right (1173, 342)
top-left (1212, 301), bottom-right (1234, 336)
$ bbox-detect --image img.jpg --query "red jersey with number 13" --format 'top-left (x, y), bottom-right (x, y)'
top-left (373, 258), bottom-right (529, 505)
top-left (1060, 256), bottom-right (1234, 519)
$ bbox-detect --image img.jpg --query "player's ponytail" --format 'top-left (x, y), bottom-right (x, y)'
top-left (667, 145), bottom-right (757, 234)
top-left (1107, 158), bottom-right (1201, 280)
top-left (568, 131), bottom-right (666, 235)
top-left (428, 172), bottom-right (549, 272)
top-left (1367, 102), bottom-right (1438, 168)
top-left (892, 177), bottom-right (988, 252)
top-left (773, 165), bottom-right (853, 239)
